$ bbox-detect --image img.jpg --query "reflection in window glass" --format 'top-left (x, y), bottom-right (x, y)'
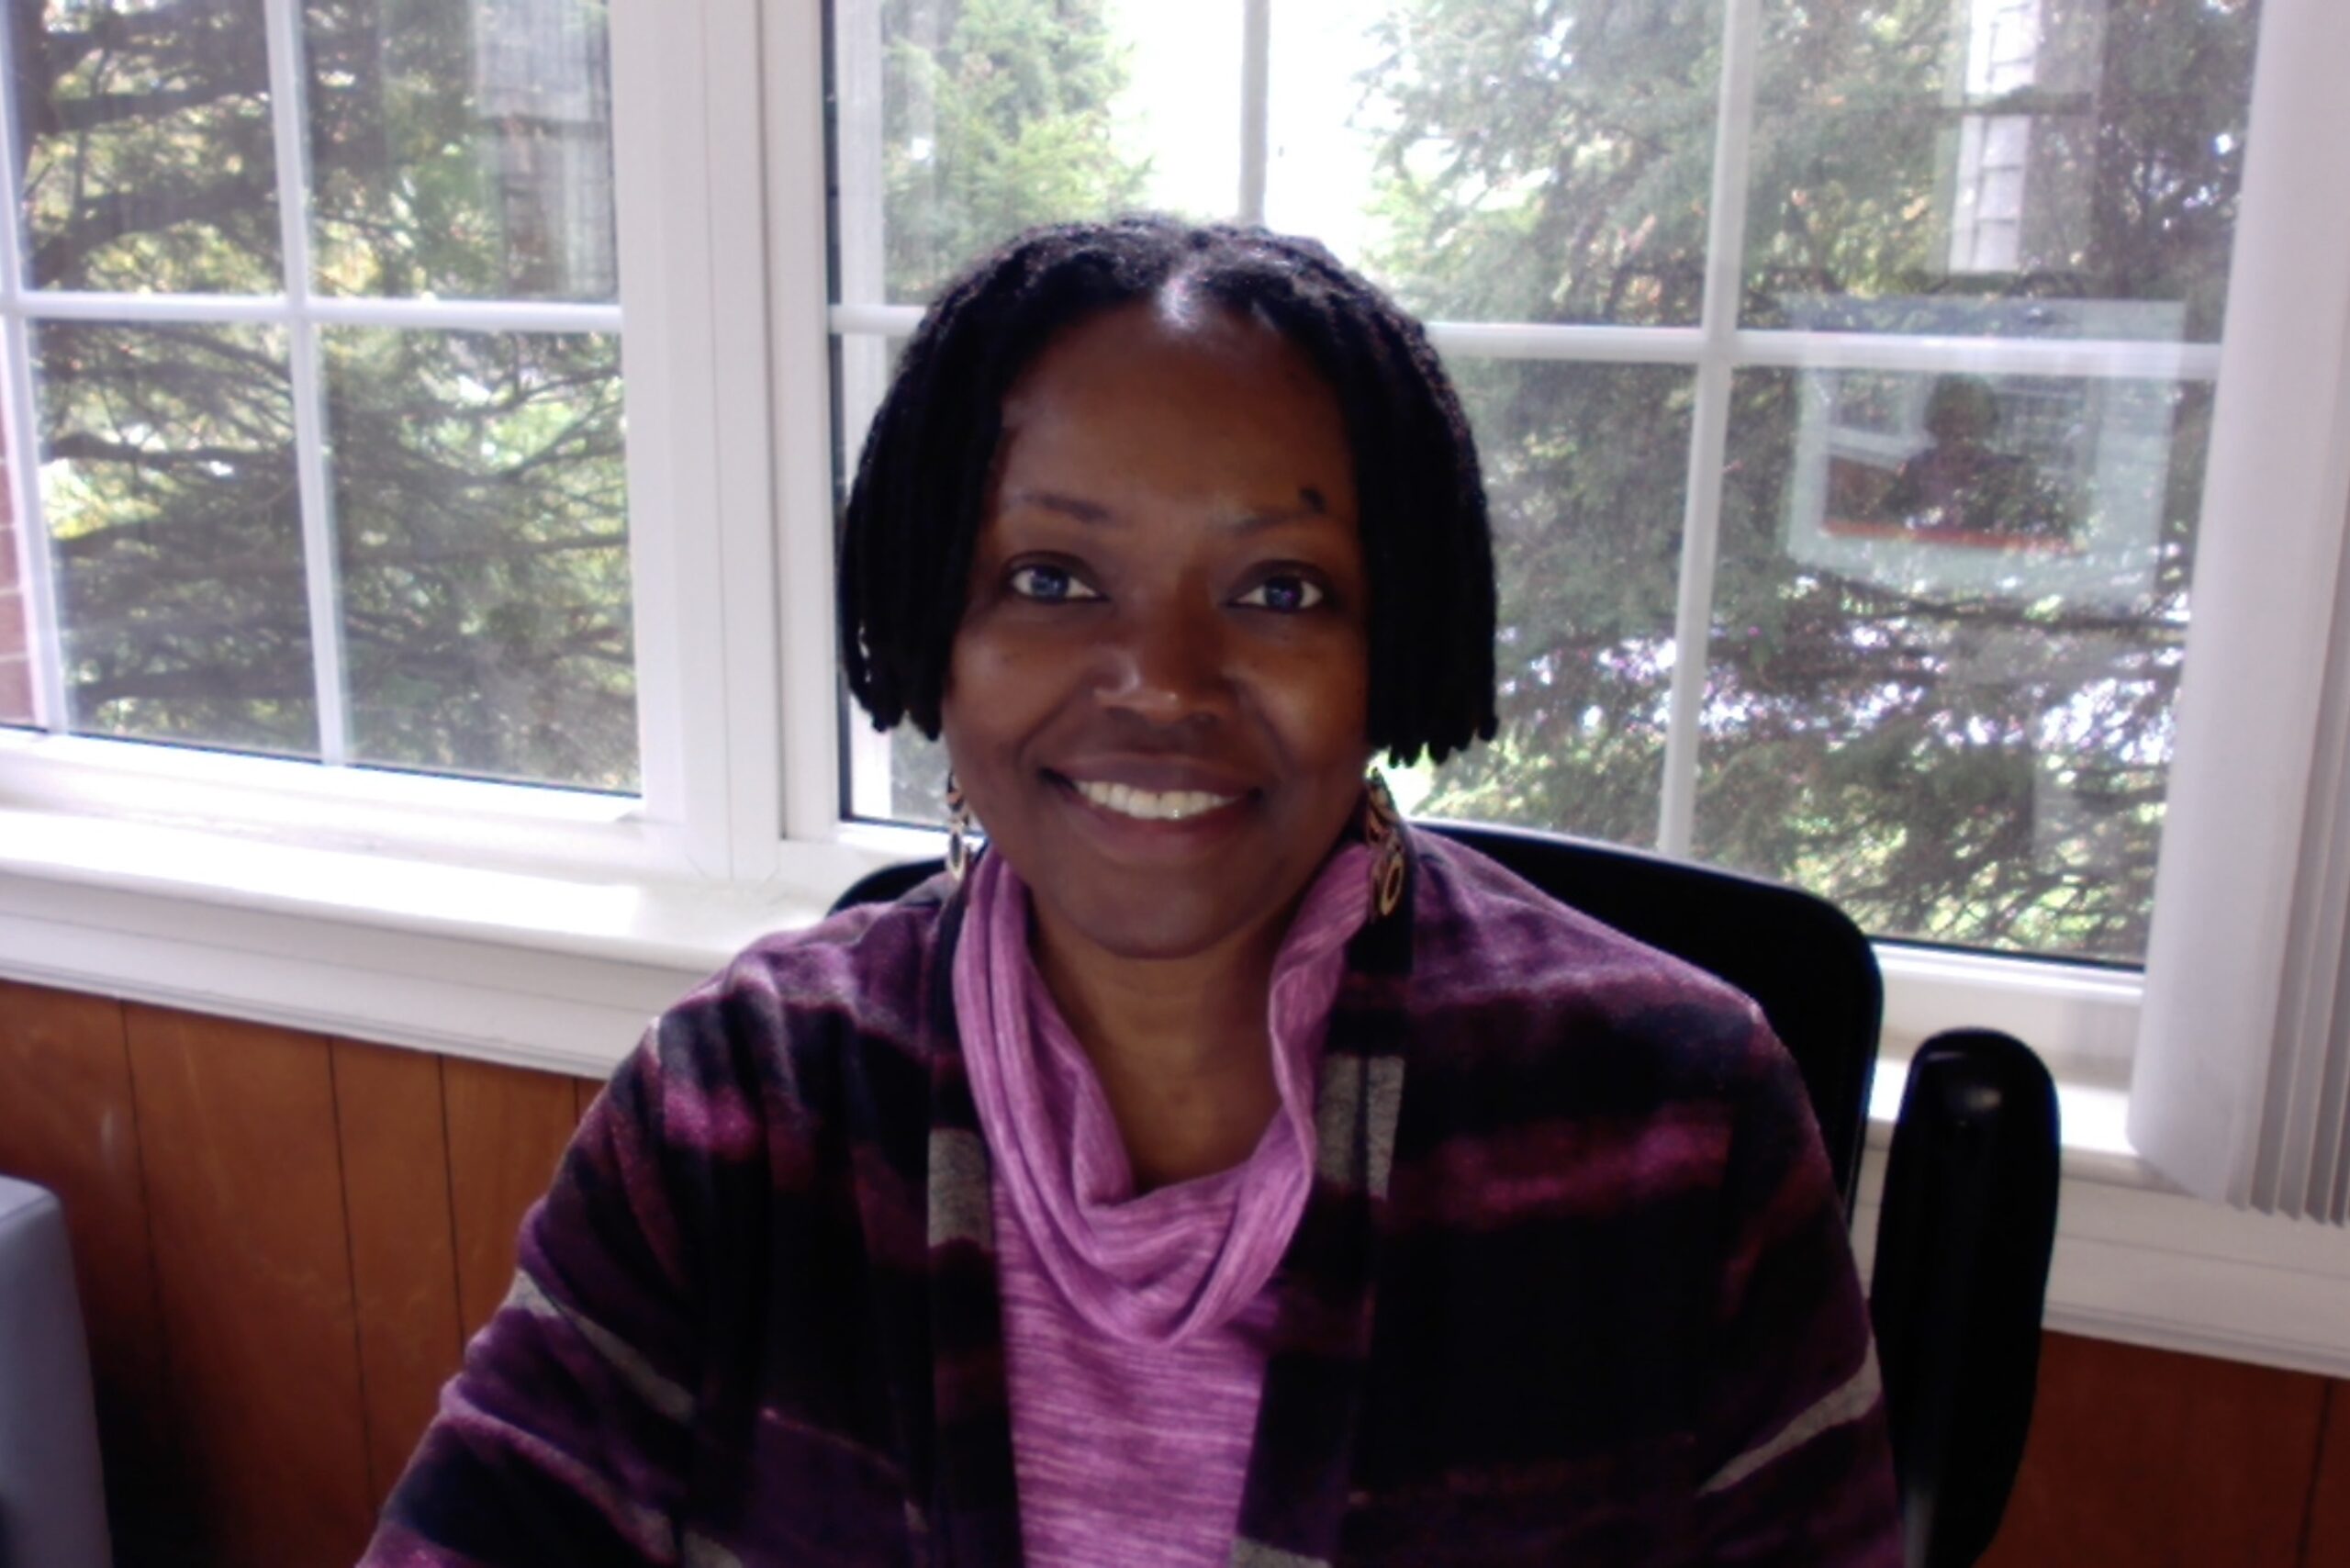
top-left (1700, 367), bottom-right (2208, 959)
top-left (17, 0), bottom-right (285, 293)
top-left (1414, 363), bottom-right (1694, 842)
top-left (40, 322), bottom-right (315, 755)
top-left (304, 0), bottom-right (619, 300)
top-left (1744, 0), bottom-right (2257, 338)
top-left (325, 329), bottom-right (633, 790)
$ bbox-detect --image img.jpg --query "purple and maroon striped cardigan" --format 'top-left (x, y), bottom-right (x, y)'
top-left (361, 827), bottom-right (1901, 1566)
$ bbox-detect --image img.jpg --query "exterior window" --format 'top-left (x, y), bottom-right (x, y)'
top-left (1, 0), bottom-right (634, 791)
top-left (829, 0), bottom-right (2261, 965)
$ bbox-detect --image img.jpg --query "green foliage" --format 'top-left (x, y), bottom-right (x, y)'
top-left (1364, 0), bottom-right (1718, 325)
top-left (44, 322), bottom-right (317, 753)
top-left (305, 0), bottom-right (619, 300)
top-left (20, 0), bottom-right (284, 292)
top-left (327, 329), bottom-right (632, 788)
top-left (880, 0), bottom-right (1148, 299)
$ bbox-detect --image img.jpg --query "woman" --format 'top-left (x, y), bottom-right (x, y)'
top-left (363, 218), bottom-right (1898, 1566)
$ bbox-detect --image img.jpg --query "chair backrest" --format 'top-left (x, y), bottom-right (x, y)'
top-left (828, 817), bottom-right (1884, 1207)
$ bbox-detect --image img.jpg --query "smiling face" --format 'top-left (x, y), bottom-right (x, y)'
top-left (939, 296), bottom-right (1373, 965)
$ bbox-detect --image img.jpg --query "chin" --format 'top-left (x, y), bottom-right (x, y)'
top-left (1025, 868), bottom-right (1275, 963)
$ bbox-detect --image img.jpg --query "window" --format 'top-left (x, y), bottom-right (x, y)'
top-left (0, 0), bottom-right (2341, 1353)
top-left (1, 0), bottom-right (632, 791)
top-left (827, 0), bottom-right (2261, 980)
top-left (0, 0), bottom-right (2338, 1115)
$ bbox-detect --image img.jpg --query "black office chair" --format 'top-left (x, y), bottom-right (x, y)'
top-left (830, 818), bottom-right (2061, 1568)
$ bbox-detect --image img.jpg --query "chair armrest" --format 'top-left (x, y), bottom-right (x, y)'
top-left (1866, 1029), bottom-right (2060, 1568)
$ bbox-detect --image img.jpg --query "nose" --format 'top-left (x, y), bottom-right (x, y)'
top-left (1091, 591), bottom-right (1234, 729)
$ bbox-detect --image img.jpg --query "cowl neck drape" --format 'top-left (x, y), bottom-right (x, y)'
top-left (950, 842), bottom-right (1372, 1346)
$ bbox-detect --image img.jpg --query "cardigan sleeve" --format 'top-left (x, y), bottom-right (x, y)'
top-left (358, 1033), bottom-right (703, 1567)
top-left (1682, 1016), bottom-right (1904, 1567)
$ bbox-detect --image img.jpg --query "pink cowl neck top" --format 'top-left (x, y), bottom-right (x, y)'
top-left (950, 843), bottom-right (1372, 1567)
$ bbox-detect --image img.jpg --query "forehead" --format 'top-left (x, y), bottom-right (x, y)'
top-left (995, 297), bottom-right (1354, 494)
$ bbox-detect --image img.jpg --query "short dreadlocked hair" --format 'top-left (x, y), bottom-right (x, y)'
top-left (838, 215), bottom-right (1498, 766)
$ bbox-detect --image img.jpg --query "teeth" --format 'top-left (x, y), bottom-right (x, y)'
top-left (1072, 778), bottom-right (1239, 822)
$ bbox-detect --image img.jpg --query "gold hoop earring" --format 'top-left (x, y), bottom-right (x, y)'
top-left (945, 772), bottom-right (977, 883)
top-left (1363, 767), bottom-right (1406, 918)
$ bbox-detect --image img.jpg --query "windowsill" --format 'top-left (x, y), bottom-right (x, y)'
top-left (6, 801), bottom-right (2348, 1382)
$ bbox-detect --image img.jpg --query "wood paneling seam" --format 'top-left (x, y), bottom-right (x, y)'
top-left (327, 1038), bottom-right (382, 1507)
top-left (2300, 1387), bottom-right (2338, 1567)
top-left (114, 995), bottom-right (182, 1515)
top-left (435, 1054), bottom-right (466, 1358)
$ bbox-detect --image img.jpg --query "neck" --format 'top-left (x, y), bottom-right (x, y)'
top-left (1028, 896), bottom-right (1297, 1192)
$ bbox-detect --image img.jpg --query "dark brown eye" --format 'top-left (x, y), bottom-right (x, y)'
top-left (1237, 574), bottom-right (1324, 612)
top-left (1008, 563), bottom-right (1100, 602)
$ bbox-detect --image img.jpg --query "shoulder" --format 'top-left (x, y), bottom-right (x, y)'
top-left (631, 874), bottom-right (956, 1158)
top-left (1398, 829), bottom-right (1784, 1112)
top-left (692, 874), bottom-right (952, 1040)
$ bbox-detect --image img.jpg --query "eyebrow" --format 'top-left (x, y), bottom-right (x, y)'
top-left (1003, 487), bottom-right (1331, 532)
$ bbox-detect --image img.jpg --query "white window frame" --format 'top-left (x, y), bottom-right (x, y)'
top-left (4, 0), bottom-right (2348, 1378)
top-left (0, 0), bottom-right (807, 886)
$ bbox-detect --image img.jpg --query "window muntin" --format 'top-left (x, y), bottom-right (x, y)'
top-left (827, 0), bottom-right (2263, 966)
top-left (2, 0), bottom-right (634, 791)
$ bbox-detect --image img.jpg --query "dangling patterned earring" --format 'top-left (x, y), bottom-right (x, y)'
top-left (1363, 767), bottom-right (1407, 918)
top-left (945, 772), bottom-right (978, 882)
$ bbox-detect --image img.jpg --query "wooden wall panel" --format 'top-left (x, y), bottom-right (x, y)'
top-left (2303, 1381), bottom-right (2350, 1567)
top-left (17, 980), bottom-right (2350, 1564)
top-left (0, 980), bottom-right (180, 1564)
top-left (443, 1055), bottom-right (580, 1338)
top-left (332, 1038), bottom-right (464, 1508)
top-left (126, 1005), bottom-right (375, 1568)
top-left (575, 1071), bottom-right (605, 1125)
top-left (1984, 1331), bottom-right (2328, 1568)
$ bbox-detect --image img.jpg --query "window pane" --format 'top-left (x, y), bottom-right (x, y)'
top-left (1700, 365), bottom-right (2207, 960)
top-left (304, 0), bottom-right (619, 300)
top-left (40, 322), bottom-right (315, 755)
top-left (17, 0), bottom-right (284, 293)
top-left (324, 328), bottom-right (633, 790)
top-left (1744, 0), bottom-right (2258, 339)
top-left (828, 331), bottom-right (936, 822)
top-left (1413, 362), bottom-right (1694, 841)
top-left (0, 409), bottom-right (31, 724)
top-left (855, 0), bottom-right (1228, 303)
top-left (1340, 0), bottom-right (1722, 327)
